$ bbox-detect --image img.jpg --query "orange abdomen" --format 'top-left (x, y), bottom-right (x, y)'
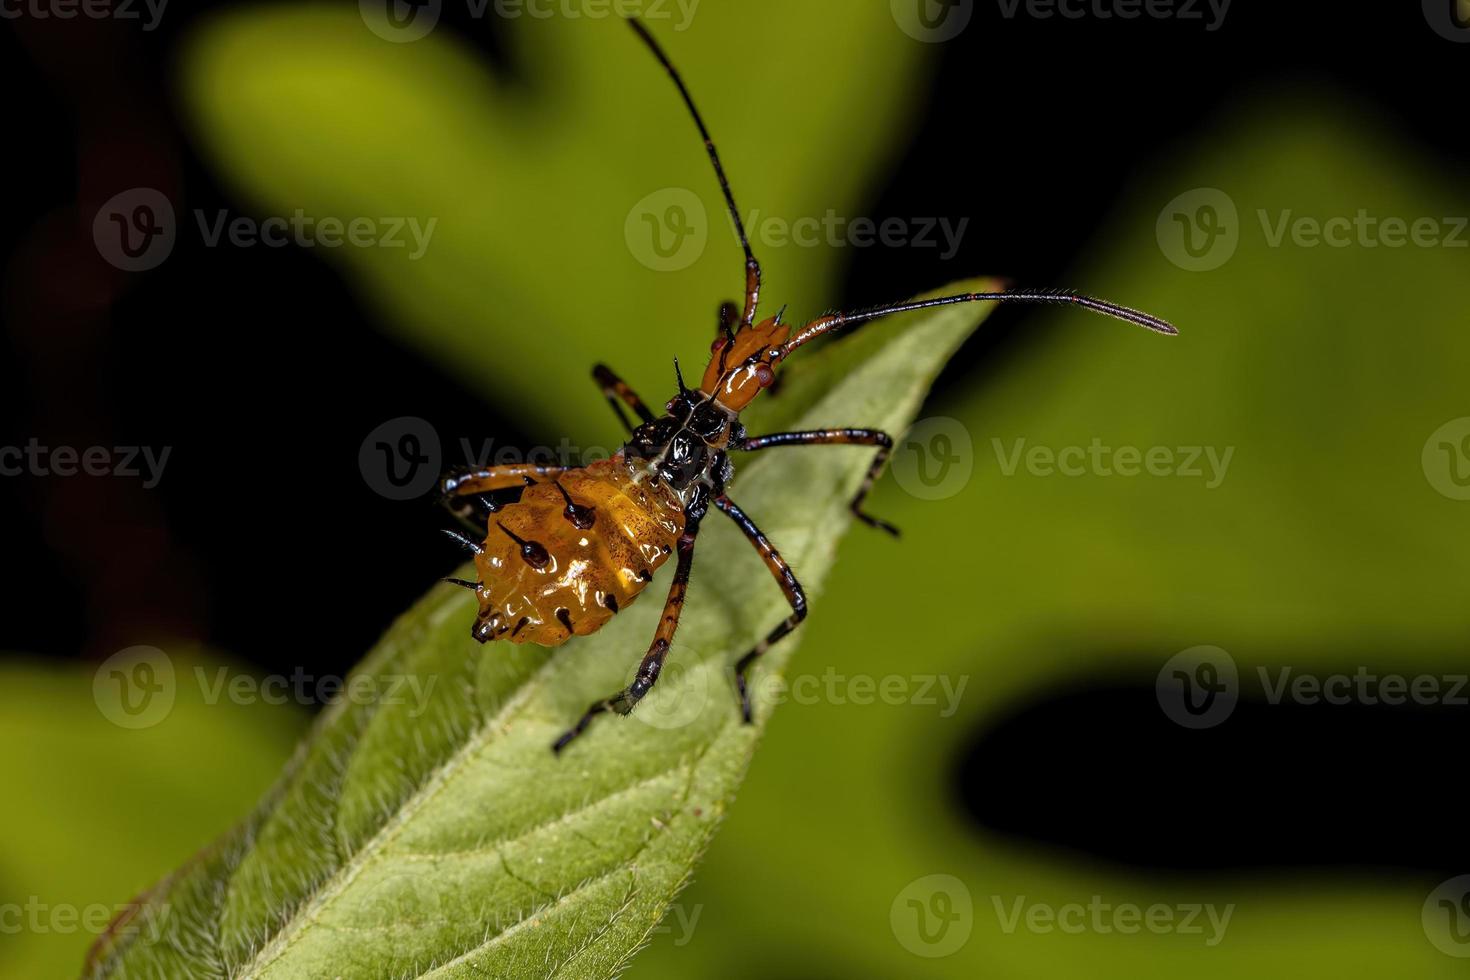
top-left (470, 456), bottom-right (685, 645)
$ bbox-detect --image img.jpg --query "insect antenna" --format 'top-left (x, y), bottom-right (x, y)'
top-left (781, 288), bottom-right (1178, 357)
top-left (627, 17), bottom-right (764, 351)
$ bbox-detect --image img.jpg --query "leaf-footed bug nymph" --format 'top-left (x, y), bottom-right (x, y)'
top-left (439, 18), bottom-right (1178, 753)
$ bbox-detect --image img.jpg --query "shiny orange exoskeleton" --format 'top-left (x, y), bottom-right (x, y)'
top-left (439, 20), bottom-right (1178, 752)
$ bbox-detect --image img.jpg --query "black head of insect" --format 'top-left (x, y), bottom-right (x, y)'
top-left (624, 359), bottom-right (742, 492)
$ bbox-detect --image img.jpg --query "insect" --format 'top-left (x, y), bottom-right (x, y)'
top-left (439, 19), bottom-right (1177, 753)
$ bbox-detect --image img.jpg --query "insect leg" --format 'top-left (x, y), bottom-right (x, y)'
top-left (440, 463), bottom-right (571, 498)
top-left (552, 522), bottom-right (702, 753)
top-left (592, 363), bottom-right (655, 434)
top-left (439, 463), bottom-right (572, 532)
top-left (734, 428), bottom-right (899, 536)
top-left (712, 495), bottom-right (807, 723)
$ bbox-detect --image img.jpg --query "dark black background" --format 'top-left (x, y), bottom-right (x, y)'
top-left (3, 2), bottom-right (1465, 878)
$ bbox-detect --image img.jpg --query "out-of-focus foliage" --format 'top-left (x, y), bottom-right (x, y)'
top-left (180, 2), bottom-right (928, 437)
top-left (0, 655), bottom-right (305, 978)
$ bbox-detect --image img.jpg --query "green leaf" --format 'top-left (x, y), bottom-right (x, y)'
top-left (86, 278), bottom-right (1002, 980)
top-left (0, 654), bottom-right (303, 980)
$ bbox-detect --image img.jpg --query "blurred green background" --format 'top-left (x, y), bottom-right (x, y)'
top-left (3, 1), bottom-right (1469, 976)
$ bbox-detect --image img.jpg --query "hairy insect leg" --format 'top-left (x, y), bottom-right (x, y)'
top-left (552, 522), bottom-right (701, 753)
top-left (439, 462), bottom-right (572, 542)
top-left (592, 363), bottom-right (655, 434)
top-left (735, 428), bottom-right (900, 536)
top-left (440, 463), bottom-right (570, 498)
top-left (713, 495), bottom-right (808, 723)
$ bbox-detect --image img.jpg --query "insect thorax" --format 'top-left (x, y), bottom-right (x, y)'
top-left (622, 389), bottom-right (741, 503)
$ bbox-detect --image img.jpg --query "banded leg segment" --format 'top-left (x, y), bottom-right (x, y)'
top-left (713, 495), bottom-right (807, 723)
top-left (735, 428), bottom-right (899, 536)
top-left (439, 463), bottom-right (570, 533)
top-left (441, 463), bottom-right (570, 497)
top-left (552, 522), bottom-right (701, 752)
top-left (593, 363), bottom-right (655, 434)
